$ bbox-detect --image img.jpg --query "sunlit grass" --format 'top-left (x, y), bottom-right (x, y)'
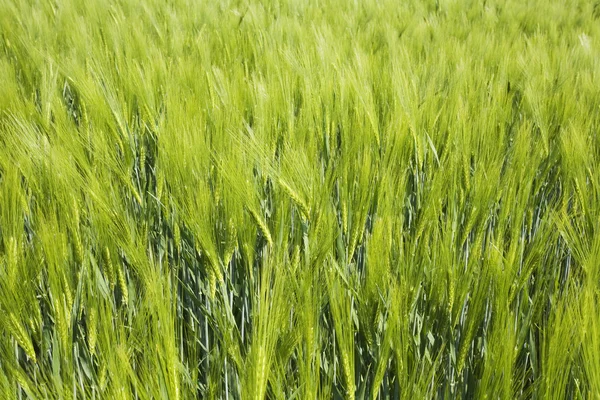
top-left (1, 0), bottom-right (600, 398)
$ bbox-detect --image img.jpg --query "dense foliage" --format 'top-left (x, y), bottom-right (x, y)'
top-left (1, 0), bottom-right (600, 398)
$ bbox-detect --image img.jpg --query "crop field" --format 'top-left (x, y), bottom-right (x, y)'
top-left (1, 0), bottom-right (600, 398)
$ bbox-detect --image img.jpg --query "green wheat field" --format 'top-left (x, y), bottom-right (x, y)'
top-left (1, 0), bottom-right (600, 398)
